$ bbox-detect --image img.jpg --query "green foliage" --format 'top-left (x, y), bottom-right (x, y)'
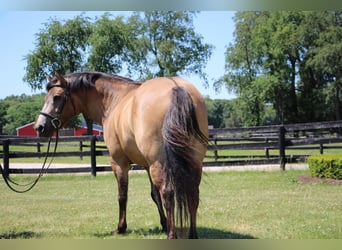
top-left (23, 14), bottom-right (93, 90)
top-left (87, 14), bottom-right (128, 73)
top-left (205, 98), bottom-right (230, 128)
top-left (1, 94), bottom-right (45, 135)
top-left (23, 11), bottom-right (213, 89)
top-left (126, 11), bottom-right (214, 83)
top-left (308, 155), bottom-right (342, 180)
top-left (219, 11), bottom-right (342, 125)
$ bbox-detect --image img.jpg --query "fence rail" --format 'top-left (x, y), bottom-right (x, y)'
top-left (1, 120), bottom-right (342, 176)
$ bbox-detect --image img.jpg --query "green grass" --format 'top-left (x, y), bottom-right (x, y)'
top-left (1, 170), bottom-right (341, 239)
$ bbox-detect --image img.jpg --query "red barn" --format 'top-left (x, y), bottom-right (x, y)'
top-left (74, 123), bottom-right (102, 136)
top-left (16, 122), bottom-right (103, 137)
top-left (16, 122), bottom-right (37, 137)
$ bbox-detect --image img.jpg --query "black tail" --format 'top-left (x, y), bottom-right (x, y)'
top-left (162, 86), bottom-right (208, 231)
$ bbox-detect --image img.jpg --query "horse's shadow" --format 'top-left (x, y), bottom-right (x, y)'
top-left (94, 227), bottom-right (256, 239)
top-left (0, 230), bottom-right (42, 239)
top-left (198, 227), bottom-right (256, 239)
top-left (0, 227), bottom-right (255, 239)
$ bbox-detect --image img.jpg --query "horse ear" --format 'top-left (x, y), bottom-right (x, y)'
top-left (55, 71), bottom-right (65, 82)
top-left (46, 74), bottom-right (53, 82)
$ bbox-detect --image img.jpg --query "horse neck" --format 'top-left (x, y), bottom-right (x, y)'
top-left (76, 81), bottom-right (139, 125)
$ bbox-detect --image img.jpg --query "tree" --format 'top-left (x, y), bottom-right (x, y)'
top-left (23, 14), bottom-right (93, 90)
top-left (304, 11), bottom-right (342, 121)
top-left (218, 11), bottom-right (342, 125)
top-left (87, 13), bottom-right (129, 73)
top-left (0, 101), bottom-right (9, 134)
top-left (205, 98), bottom-right (245, 128)
top-left (205, 98), bottom-right (227, 128)
top-left (218, 12), bottom-right (268, 126)
top-left (1, 94), bottom-right (45, 135)
top-left (126, 11), bottom-right (214, 82)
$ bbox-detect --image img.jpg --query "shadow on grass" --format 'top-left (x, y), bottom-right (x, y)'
top-left (93, 227), bottom-right (256, 239)
top-left (93, 227), bottom-right (165, 239)
top-left (0, 231), bottom-right (42, 239)
top-left (198, 227), bottom-right (256, 239)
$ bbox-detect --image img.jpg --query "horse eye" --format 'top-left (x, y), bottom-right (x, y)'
top-left (53, 95), bottom-right (62, 103)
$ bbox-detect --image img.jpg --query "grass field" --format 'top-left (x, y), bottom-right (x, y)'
top-left (1, 169), bottom-right (341, 239)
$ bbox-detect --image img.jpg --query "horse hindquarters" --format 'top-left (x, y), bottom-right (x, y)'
top-left (161, 86), bottom-right (208, 239)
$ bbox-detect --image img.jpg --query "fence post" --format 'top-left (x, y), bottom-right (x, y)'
top-left (36, 142), bottom-right (41, 158)
top-left (265, 138), bottom-right (269, 159)
top-left (79, 141), bottom-right (83, 160)
top-left (90, 136), bottom-right (97, 177)
top-left (278, 126), bottom-right (286, 171)
top-left (3, 139), bottom-right (10, 177)
top-left (265, 148), bottom-right (270, 159)
top-left (319, 143), bottom-right (323, 154)
top-left (214, 136), bottom-right (218, 162)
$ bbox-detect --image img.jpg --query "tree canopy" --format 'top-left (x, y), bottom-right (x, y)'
top-left (126, 11), bottom-right (213, 83)
top-left (23, 11), bottom-right (213, 90)
top-left (217, 11), bottom-right (342, 126)
top-left (23, 15), bottom-right (93, 90)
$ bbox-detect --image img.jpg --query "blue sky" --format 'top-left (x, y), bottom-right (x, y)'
top-left (0, 11), bottom-right (236, 100)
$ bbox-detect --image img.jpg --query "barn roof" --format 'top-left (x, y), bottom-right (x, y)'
top-left (16, 122), bottom-right (35, 131)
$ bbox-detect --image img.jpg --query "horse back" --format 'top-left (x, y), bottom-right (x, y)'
top-left (103, 76), bottom-right (207, 167)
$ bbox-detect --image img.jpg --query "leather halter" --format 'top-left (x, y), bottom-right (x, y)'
top-left (39, 84), bottom-right (76, 129)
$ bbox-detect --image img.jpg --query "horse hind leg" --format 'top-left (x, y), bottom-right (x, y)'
top-left (147, 170), bottom-right (167, 232)
top-left (161, 182), bottom-right (177, 239)
top-left (149, 165), bottom-right (177, 239)
top-left (188, 186), bottom-right (200, 239)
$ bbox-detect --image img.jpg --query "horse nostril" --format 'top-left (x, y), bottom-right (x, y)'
top-left (35, 125), bottom-right (45, 134)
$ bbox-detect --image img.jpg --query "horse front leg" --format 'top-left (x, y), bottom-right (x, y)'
top-left (111, 159), bottom-right (130, 235)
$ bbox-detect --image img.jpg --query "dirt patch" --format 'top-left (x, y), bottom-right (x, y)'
top-left (297, 175), bottom-right (342, 185)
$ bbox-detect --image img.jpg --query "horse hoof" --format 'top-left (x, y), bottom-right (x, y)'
top-left (113, 228), bottom-right (126, 235)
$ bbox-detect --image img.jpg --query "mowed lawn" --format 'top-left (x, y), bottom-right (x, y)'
top-left (0, 169), bottom-right (341, 239)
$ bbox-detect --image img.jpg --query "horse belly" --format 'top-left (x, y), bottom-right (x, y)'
top-left (122, 137), bottom-right (149, 166)
top-left (114, 97), bottom-right (150, 167)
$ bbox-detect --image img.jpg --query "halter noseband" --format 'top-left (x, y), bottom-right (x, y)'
top-left (40, 84), bottom-right (76, 129)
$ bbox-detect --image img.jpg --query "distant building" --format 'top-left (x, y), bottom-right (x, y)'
top-left (16, 122), bottom-right (37, 137)
top-left (16, 121), bottom-right (103, 137)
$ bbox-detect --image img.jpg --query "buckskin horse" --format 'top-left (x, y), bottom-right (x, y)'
top-left (35, 71), bottom-right (208, 239)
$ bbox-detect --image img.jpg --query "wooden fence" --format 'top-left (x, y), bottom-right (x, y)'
top-left (207, 120), bottom-right (342, 170)
top-left (1, 120), bottom-right (342, 176)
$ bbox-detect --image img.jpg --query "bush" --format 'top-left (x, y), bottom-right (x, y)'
top-left (308, 155), bottom-right (342, 180)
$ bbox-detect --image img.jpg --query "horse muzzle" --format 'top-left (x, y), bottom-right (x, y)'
top-left (35, 115), bottom-right (56, 137)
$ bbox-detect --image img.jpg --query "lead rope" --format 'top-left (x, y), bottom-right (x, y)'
top-left (0, 130), bottom-right (59, 193)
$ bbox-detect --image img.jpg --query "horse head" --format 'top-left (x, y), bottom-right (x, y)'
top-left (35, 72), bottom-right (77, 137)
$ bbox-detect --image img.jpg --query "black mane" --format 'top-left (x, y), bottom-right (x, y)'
top-left (46, 72), bottom-right (141, 92)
